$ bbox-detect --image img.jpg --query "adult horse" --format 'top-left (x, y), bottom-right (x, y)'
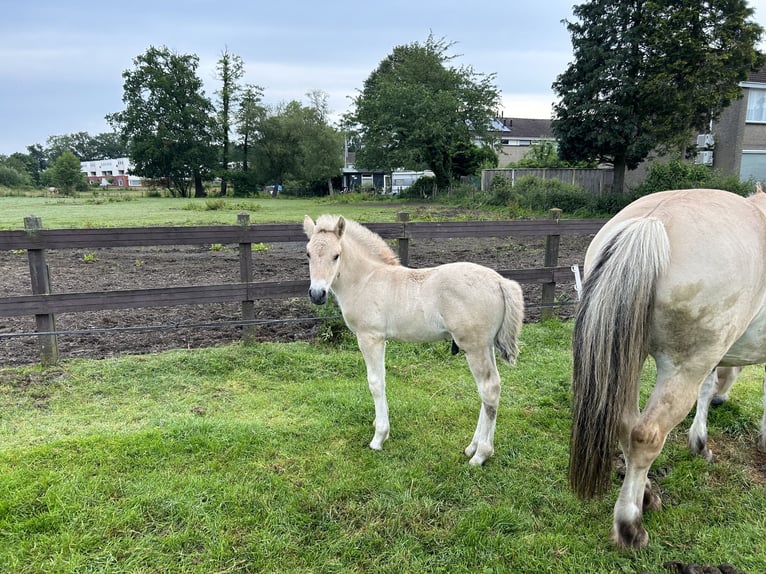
top-left (570, 188), bottom-right (766, 549)
top-left (303, 214), bottom-right (524, 465)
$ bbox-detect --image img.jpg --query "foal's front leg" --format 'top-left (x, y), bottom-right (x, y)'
top-left (357, 333), bottom-right (389, 450)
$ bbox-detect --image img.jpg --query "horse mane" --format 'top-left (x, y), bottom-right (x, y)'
top-left (314, 214), bottom-right (399, 265)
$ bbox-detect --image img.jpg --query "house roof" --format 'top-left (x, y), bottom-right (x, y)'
top-left (748, 68), bottom-right (766, 84)
top-left (494, 117), bottom-right (553, 139)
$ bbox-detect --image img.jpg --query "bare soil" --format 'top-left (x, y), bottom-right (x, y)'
top-left (0, 234), bottom-right (592, 366)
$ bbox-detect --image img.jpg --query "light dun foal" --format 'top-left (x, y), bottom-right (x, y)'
top-left (304, 214), bottom-right (524, 465)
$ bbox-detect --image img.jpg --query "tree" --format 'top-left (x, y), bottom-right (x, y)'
top-left (552, 0), bottom-right (763, 193)
top-left (215, 47), bottom-right (244, 196)
top-left (346, 34), bottom-right (501, 189)
top-left (234, 84), bottom-right (266, 173)
top-left (45, 132), bottom-right (128, 162)
top-left (48, 150), bottom-right (86, 193)
top-left (107, 46), bottom-right (217, 197)
top-left (249, 97), bottom-right (343, 194)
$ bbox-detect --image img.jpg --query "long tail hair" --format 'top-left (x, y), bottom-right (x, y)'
top-left (570, 217), bottom-right (670, 498)
top-left (495, 279), bottom-right (525, 365)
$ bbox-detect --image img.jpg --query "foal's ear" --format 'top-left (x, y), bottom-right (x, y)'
top-left (303, 215), bottom-right (315, 237)
top-left (335, 216), bottom-right (346, 237)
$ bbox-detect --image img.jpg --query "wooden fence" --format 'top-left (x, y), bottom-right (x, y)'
top-left (481, 168), bottom-right (615, 195)
top-left (0, 212), bottom-right (606, 365)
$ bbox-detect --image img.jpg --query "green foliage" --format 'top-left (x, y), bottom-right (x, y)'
top-left (487, 174), bottom-right (517, 207)
top-left (401, 175), bottom-right (437, 199)
top-left (1, 326), bottom-right (765, 572)
top-left (48, 150), bottom-right (87, 194)
top-left (45, 132), bottom-right (127, 163)
top-left (347, 34), bottom-right (501, 189)
top-left (508, 139), bottom-right (596, 169)
top-left (107, 46), bottom-right (217, 198)
top-left (0, 165), bottom-right (32, 188)
top-left (214, 48), bottom-right (245, 196)
top-left (248, 98), bottom-right (343, 195)
top-left (488, 175), bottom-right (636, 216)
top-left (553, 0), bottom-right (763, 192)
top-left (633, 159), bottom-right (756, 197)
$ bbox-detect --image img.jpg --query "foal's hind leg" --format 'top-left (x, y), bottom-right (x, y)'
top-left (356, 333), bottom-right (390, 450)
top-left (463, 347), bottom-right (501, 466)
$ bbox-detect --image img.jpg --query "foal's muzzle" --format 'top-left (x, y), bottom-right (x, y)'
top-left (308, 285), bottom-right (328, 305)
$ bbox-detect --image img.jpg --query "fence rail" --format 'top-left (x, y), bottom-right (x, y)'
top-left (0, 212), bottom-right (606, 364)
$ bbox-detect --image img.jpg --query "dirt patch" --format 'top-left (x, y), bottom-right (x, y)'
top-left (0, 233), bottom-right (592, 366)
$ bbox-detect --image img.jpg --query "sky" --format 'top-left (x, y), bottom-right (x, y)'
top-left (2, 0), bottom-right (766, 157)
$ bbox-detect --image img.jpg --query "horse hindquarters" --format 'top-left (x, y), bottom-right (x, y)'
top-left (570, 217), bottom-right (670, 548)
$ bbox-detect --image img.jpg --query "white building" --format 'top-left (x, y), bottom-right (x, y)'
top-left (80, 157), bottom-right (142, 187)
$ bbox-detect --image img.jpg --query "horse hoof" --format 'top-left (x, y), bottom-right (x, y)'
top-left (642, 489), bottom-right (662, 512)
top-left (613, 520), bottom-right (649, 549)
top-left (464, 443), bottom-right (478, 458)
top-left (468, 455), bottom-right (485, 466)
top-left (710, 395), bottom-right (727, 407)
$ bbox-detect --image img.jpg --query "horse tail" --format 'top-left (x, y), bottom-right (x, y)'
top-left (495, 279), bottom-right (525, 365)
top-left (570, 217), bottom-right (670, 499)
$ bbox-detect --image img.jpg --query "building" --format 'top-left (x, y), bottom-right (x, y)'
top-left (80, 157), bottom-right (142, 187)
top-left (710, 68), bottom-right (766, 182)
top-left (491, 116), bottom-right (555, 166)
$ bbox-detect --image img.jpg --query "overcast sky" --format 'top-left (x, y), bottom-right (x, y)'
top-left (1, 0), bottom-right (766, 156)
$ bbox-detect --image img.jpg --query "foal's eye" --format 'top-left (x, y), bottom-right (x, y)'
top-left (306, 252), bottom-right (311, 259)
top-left (333, 254), bottom-right (340, 261)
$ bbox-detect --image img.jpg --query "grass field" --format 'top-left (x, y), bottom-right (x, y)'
top-left (0, 190), bottom-right (504, 230)
top-left (1, 321), bottom-right (765, 573)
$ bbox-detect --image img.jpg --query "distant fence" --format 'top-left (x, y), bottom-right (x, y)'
top-left (0, 212), bottom-right (607, 365)
top-left (481, 168), bottom-right (615, 195)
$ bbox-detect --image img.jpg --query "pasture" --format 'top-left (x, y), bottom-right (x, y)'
top-left (1, 322), bottom-right (765, 573)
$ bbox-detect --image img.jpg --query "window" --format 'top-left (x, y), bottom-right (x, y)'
top-left (740, 151), bottom-right (766, 181)
top-left (746, 88), bottom-right (766, 122)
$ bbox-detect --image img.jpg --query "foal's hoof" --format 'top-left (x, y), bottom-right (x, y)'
top-left (466, 443), bottom-right (493, 466)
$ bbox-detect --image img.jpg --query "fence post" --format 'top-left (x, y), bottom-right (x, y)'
top-left (541, 208), bottom-right (562, 320)
top-left (237, 213), bottom-right (256, 341)
top-left (397, 212), bottom-right (409, 267)
top-left (24, 215), bottom-right (59, 365)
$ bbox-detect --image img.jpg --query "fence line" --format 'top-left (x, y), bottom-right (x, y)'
top-left (0, 211), bottom-right (606, 364)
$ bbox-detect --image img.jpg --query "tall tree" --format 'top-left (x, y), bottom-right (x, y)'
top-left (234, 84), bottom-right (265, 173)
top-left (346, 34), bottom-right (501, 189)
top-left (107, 46), bottom-right (217, 197)
top-left (552, 0), bottom-right (763, 193)
top-left (215, 47), bottom-right (244, 196)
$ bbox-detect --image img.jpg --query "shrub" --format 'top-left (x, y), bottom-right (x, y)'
top-left (0, 165), bottom-right (32, 188)
top-left (633, 159), bottom-right (755, 197)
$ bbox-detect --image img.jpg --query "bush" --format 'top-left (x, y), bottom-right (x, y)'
top-left (228, 171), bottom-right (262, 197)
top-left (0, 165), bottom-right (32, 188)
top-left (514, 176), bottom-right (592, 213)
top-left (633, 159), bottom-right (755, 197)
top-left (402, 176), bottom-right (437, 199)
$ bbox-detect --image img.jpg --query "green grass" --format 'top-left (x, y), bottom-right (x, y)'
top-left (0, 192), bottom-right (509, 230)
top-left (1, 321), bottom-right (765, 573)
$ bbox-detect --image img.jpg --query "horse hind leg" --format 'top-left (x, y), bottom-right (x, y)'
top-left (613, 366), bottom-right (708, 549)
top-left (758, 365), bottom-right (766, 453)
top-left (463, 346), bottom-right (501, 466)
top-left (688, 370), bottom-right (719, 462)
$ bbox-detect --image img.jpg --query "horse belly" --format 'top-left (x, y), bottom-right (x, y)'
top-left (721, 303), bottom-right (766, 365)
